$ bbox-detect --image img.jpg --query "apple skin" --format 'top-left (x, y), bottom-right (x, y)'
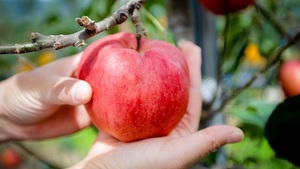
top-left (77, 32), bottom-right (189, 142)
top-left (279, 60), bottom-right (300, 97)
top-left (199, 0), bottom-right (255, 15)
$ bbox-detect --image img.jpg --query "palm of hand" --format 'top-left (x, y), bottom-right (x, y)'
top-left (85, 107), bottom-right (202, 169)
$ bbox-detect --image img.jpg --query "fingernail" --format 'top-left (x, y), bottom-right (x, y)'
top-left (226, 129), bottom-right (244, 143)
top-left (71, 81), bottom-right (91, 104)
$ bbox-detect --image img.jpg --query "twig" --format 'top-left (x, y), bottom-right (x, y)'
top-left (214, 30), bottom-right (300, 113)
top-left (0, 0), bottom-right (146, 54)
top-left (254, 2), bottom-right (292, 39)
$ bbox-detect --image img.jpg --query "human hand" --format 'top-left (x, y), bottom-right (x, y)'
top-left (70, 41), bottom-right (244, 169)
top-left (0, 54), bottom-right (92, 142)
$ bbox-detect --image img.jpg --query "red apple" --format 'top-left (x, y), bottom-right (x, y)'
top-left (77, 32), bottom-right (189, 142)
top-left (0, 148), bottom-right (21, 168)
top-left (199, 0), bottom-right (255, 15)
top-left (279, 60), bottom-right (300, 97)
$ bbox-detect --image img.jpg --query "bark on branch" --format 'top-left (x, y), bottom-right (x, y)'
top-left (0, 0), bottom-right (146, 54)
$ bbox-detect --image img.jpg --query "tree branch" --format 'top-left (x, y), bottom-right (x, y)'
top-left (254, 2), bottom-right (292, 39)
top-left (0, 0), bottom-right (146, 54)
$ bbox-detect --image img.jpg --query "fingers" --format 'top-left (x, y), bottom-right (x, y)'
top-left (171, 125), bottom-right (244, 168)
top-left (26, 54), bottom-right (92, 106)
top-left (46, 77), bottom-right (92, 106)
top-left (178, 41), bottom-right (202, 89)
top-left (45, 54), bottom-right (92, 106)
top-left (82, 125), bottom-right (243, 169)
top-left (0, 54), bottom-right (92, 140)
top-left (9, 106), bottom-right (91, 140)
top-left (178, 41), bottom-right (202, 131)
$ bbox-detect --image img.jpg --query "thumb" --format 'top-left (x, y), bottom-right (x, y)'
top-left (169, 125), bottom-right (244, 168)
top-left (45, 78), bottom-right (92, 106)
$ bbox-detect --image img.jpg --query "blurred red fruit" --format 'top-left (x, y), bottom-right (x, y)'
top-left (0, 148), bottom-right (21, 168)
top-left (279, 60), bottom-right (300, 97)
top-left (199, 0), bottom-right (255, 15)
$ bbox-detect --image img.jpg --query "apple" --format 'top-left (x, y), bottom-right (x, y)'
top-left (199, 0), bottom-right (255, 15)
top-left (0, 148), bottom-right (21, 168)
top-left (279, 60), bottom-right (300, 97)
top-left (77, 32), bottom-right (189, 142)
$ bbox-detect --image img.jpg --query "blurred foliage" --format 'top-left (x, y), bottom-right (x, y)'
top-left (225, 91), bottom-right (292, 168)
top-left (1, 0), bottom-right (300, 168)
top-left (218, 0), bottom-right (300, 76)
top-left (205, 0), bottom-right (300, 168)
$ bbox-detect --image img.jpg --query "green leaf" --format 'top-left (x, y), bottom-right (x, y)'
top-left (232, 99), bottom-right (276, 130)
top-left (264, 95), bottom-right (300, 167)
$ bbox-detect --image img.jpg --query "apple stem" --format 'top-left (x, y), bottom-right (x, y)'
top-left (131, 6), bottom-right (146, 52)
top-left (136, 36), bottom-right (141, 52)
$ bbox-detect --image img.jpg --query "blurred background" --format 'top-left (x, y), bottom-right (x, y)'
top-left (1, 0), bottom-right (300, 168)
